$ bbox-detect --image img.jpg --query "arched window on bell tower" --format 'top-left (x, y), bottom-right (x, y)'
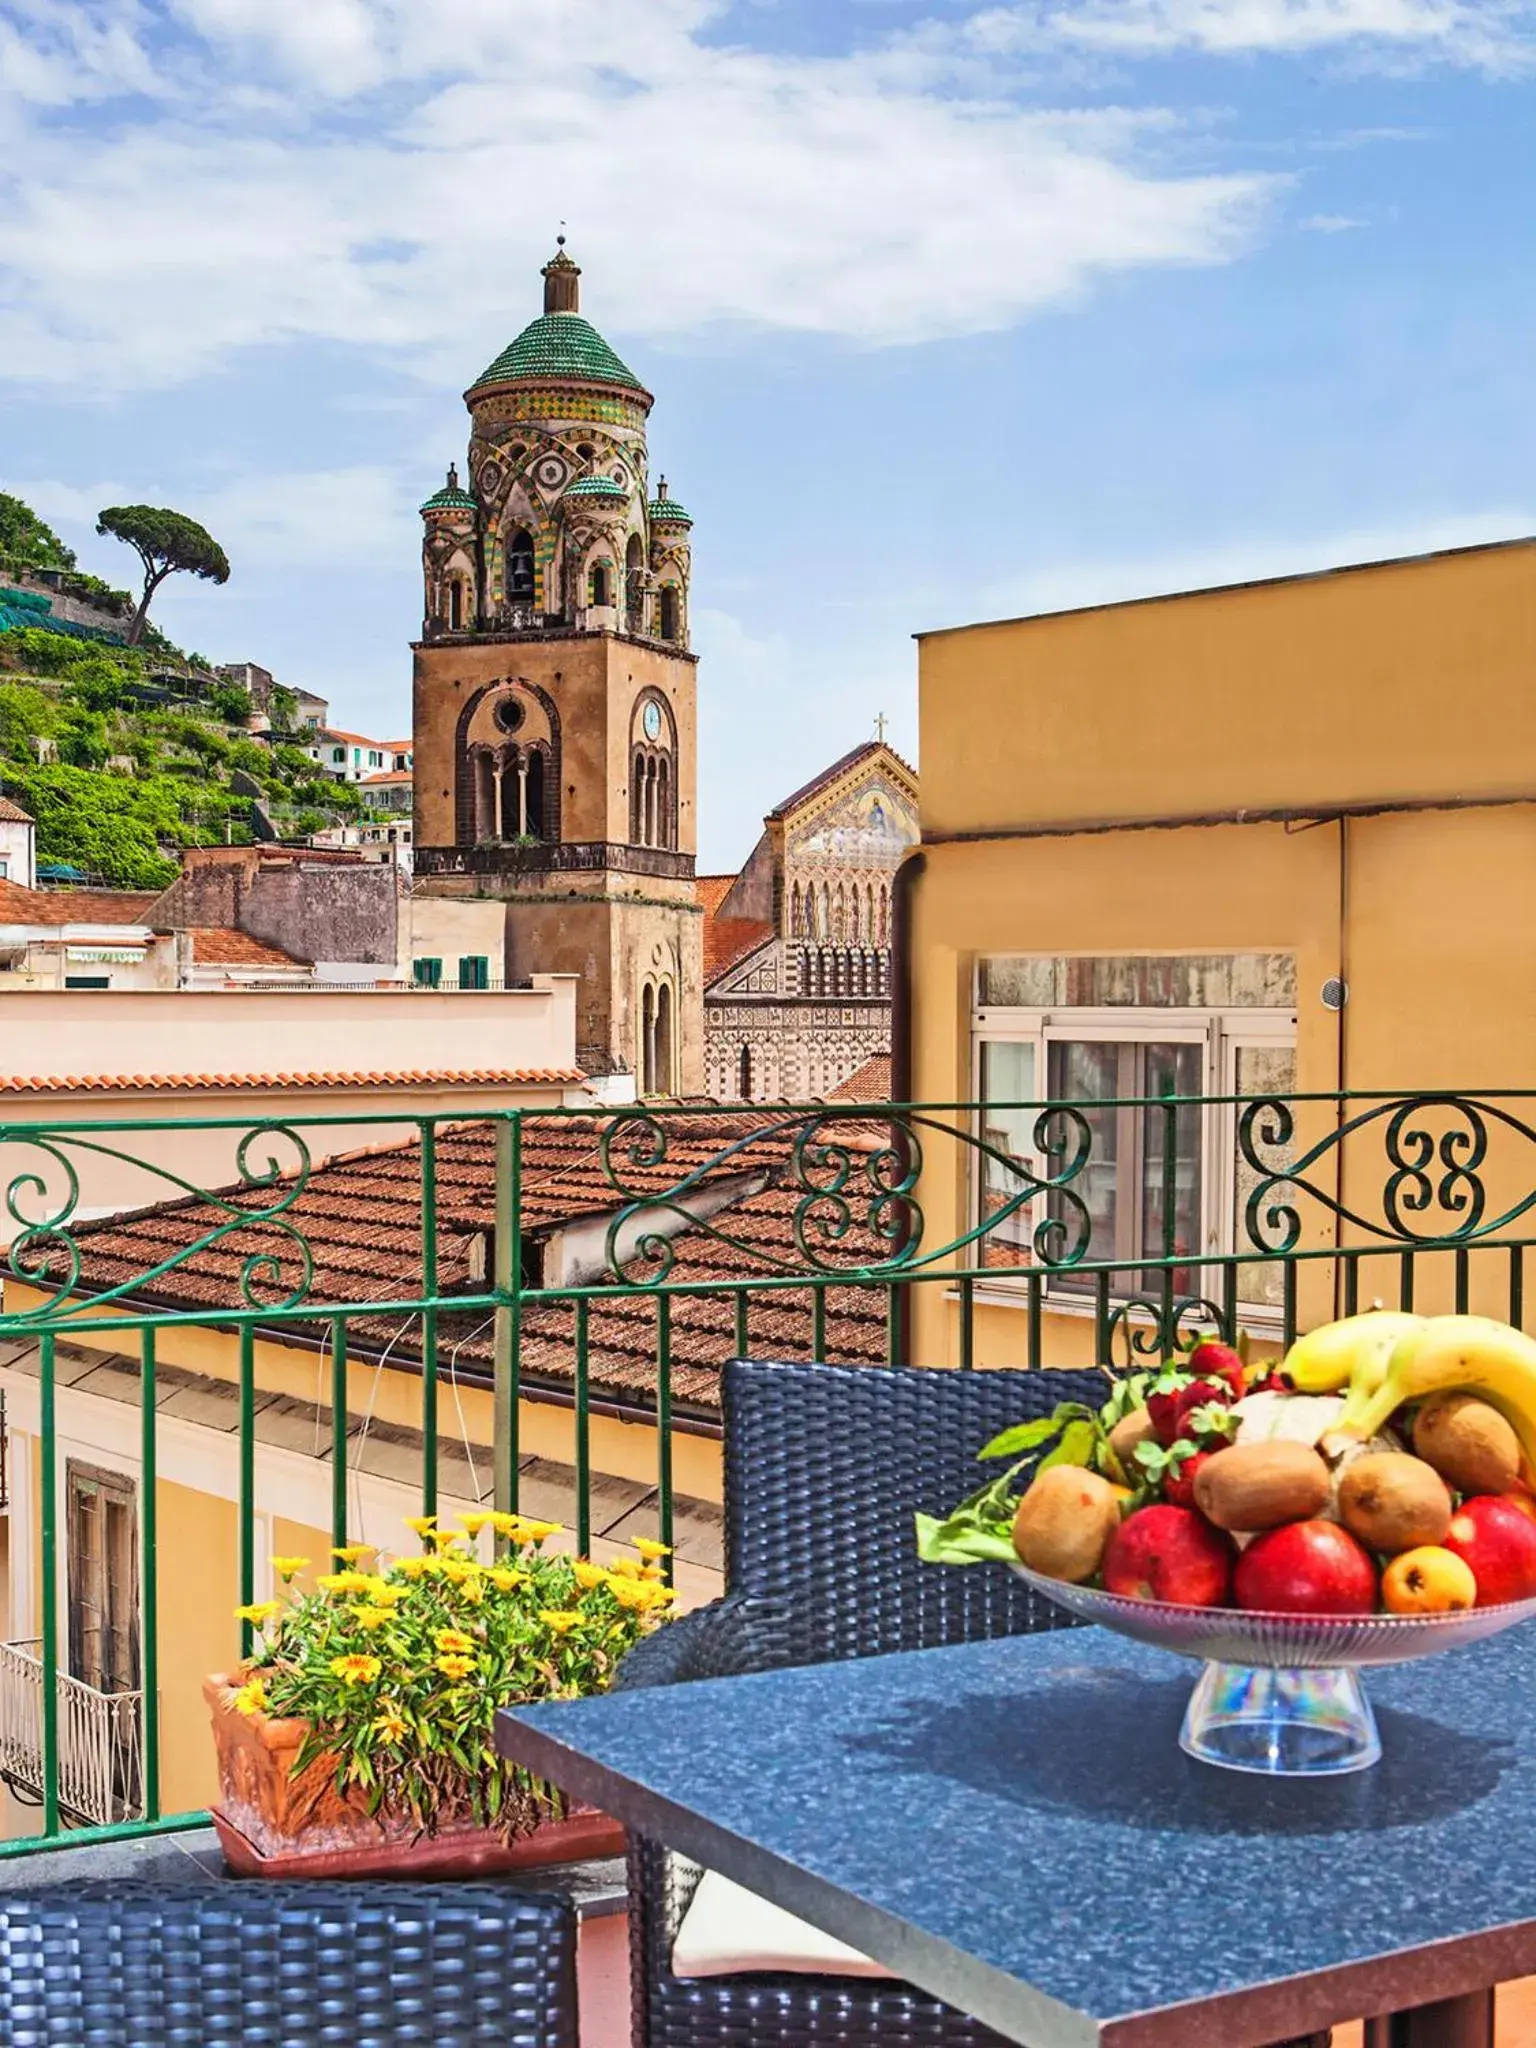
top-left (448, 579), bottom-right (463, 630)
top-left (507, 529), bottom-right (535, 604)
top-left (625, 533), bottom-right (645, 631)
top-left (658, 583), bottom-right (679, 641)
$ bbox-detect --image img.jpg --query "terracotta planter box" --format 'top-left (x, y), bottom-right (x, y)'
top-left (205, 1673), bottom-right (624, 1879)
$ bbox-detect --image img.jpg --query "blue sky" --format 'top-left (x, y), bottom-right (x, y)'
top-left (2, 0), bottom-right (1533, 870)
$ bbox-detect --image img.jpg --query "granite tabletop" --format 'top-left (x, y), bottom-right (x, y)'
top-left (498, 1624), bottom-right (1536, 2048)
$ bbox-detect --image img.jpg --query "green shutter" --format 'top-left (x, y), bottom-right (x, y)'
top-left (413, 957), bottom-right (443, 988)
top-left (458, 954), bottom-right (489, 990)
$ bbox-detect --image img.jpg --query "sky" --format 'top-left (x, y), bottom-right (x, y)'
top-left (2, 1), bottom-right (1534, 871)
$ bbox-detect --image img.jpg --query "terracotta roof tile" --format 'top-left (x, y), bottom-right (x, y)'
top-left (830, 1053), bottom-right (892, 1103)
top-left (0, 879), bottom-right (161, 926)
top-left (0, 795), bottom-right (34, 824)
top-left (703, 916), bottom-right (772, 984)
top-left (188, 927), bottom-right (308, 968)
top-left (0, 1067), bottom-right (585, 1097)
top-left (45, 1110), bottom-right (894, 1410)
top-left (695, 875), bottom-right (735, 918)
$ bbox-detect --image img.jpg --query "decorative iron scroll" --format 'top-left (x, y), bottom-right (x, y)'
top-left (597, 1104), bottom-right (1096, 1284)
top-left (1239, 1093), bottom-right (1536, 1253)
top-left (0, 1122), bottom-right (314, 1325)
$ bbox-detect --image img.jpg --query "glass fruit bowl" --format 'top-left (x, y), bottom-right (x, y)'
top-left (1009, 1562), bottom-right (1536, 1777)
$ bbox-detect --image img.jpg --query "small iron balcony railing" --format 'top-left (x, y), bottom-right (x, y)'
top-left (0, 1640), bottom-right (143, 1828)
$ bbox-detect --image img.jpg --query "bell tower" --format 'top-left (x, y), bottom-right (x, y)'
top-left (412, 245), bottom-right (701, 1098)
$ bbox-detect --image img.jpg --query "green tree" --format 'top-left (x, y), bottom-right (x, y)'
top-left (267, 684), bottom-right (298, 732)
top-left (207, 680), bottom-right (252, 725)
top-left (0, 681), bottom-right (59, 761)
top-left (0, 493), bottom-right (75, 571)
top-left (96, 505), bottom-right (231, 646)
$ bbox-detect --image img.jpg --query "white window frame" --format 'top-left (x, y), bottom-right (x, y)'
top-left (970, 998), bottom-right (1296, 1326)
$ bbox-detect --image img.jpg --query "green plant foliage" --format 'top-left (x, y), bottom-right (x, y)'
top-left (0, 493), bottom-right (75, 570)
top-left (97, 503), bottom-right (231, 646)
top-left (0, 680), bottom-right (60, 759)
top-left (234, 1516), bottom-right (674, 1837)
top-left (207, 680), bottom-right (252, 726)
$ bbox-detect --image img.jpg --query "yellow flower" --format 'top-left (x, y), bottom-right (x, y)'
top-left (435, 1653), bottom-right (475, 1681)
top-left (330, 1654), bottom-right (382, 1686)
top-left (519, 1520), bottom-right (563, 1545)
top-left (633, 1538), bottom-right (672, 1561)
top-left (440, 1558), bottom-right (479, 1585)
top-left (395, 1556), bottom-right (434, 1580)
top-left (428, 1528), bottom-right (465, 1551)
top-left (640, 1564), bottom-right (664, 1581)
top-left (404, 1514), bottom-right (437, 1537)
top-left (458, 1575), bottom-right (486, 1605)
top-left (317, 1571), bottom-right (373, 1596)
top-left (489, 1512), bottom-right (523, 1539)
top-left (364, 1579), bottom-right (406, 1605)
top-left (489, 1568), bottom-right (529, 1593)
top-left (435, 1628), bottom-right (476, 1654)
top-left (458, 1511), bottom-right (492, 1536)
top-left (371, 1702), bottom-right (410, 1745)
top-left (539, 1609), bottom-right (582, 1637)
top-left (608, 1556), bottom-right (643, 1579)
top-left (330, 1543), bottom-right (375, 1565)
top-left (573, 1560), bottom-right (608, 1590)
top-left (234, 1678), bottom-right (267, 1716)
top-left (270, 1556), bottom-right (309, 1580)
top-left (354, 1606), bottom-right (395, 1630)
top-left (234, 1600), bottom-right (282, 1626)
top-left (609, 1577), bottom-right (667, 1612)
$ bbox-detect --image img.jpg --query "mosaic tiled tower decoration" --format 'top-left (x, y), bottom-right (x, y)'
top-left (412, 245), bottom-right (701, 1096)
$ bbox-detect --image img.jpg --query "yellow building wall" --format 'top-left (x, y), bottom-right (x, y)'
top-left (909, 538), bottom-right (1536, 1371)
top-left (156, 1477), bottom-right (241, 1817)
top-left (918, 538), bottom-right (1536, 836)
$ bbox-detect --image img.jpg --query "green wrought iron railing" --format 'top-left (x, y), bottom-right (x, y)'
top-left (1, 1086), bottom-right (1535, 1855)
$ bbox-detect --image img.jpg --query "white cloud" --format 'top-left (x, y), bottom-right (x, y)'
top-left (1299, 210), bottom-right (1369, 228)
top-left (998, 0), bottom-right (1536, 68)
top-left (10, 465), bottom-right (416, 570)
top-left (0, 0), bottom-right (1276, 392)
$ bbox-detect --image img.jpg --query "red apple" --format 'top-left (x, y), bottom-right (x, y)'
top-left (1443, 1495), bottom-right (1536, 1607)
top-left (1235, 1519), bottom-right (1377, 1616)
top-left (1102, 1505), bottom-right (1233, 1607)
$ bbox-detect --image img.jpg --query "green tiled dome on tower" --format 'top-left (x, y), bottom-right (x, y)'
top-left (468, 245), bottom-right (645, 397)
top-left (564, 473), bottom-right (628, 503)
top-left (420, 463), bottom-right (477, 513)
top-left (648, 477), bottom-right (692, 526)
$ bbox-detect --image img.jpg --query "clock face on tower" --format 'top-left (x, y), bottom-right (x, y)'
top-left (642, 700), bottom-right (662, 742)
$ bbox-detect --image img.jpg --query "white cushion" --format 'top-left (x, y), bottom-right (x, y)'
top-left (671, 1868), bottom-right (895, 1980)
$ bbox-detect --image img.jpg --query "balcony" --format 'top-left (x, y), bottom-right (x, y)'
top-left (2, 1088), bottom-right (1536, 2042)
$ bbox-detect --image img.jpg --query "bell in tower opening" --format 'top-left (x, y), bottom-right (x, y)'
top-left (410, 244), bottom-right (702, 1101)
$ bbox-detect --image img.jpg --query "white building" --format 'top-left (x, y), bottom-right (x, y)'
top-left (0, 795), bottom-right (35, 889)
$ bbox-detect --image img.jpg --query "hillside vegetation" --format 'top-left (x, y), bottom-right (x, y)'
top-left (0, 496), bottom-right (368, 888)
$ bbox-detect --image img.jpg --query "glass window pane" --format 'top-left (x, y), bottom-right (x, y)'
top-left (1140, 1042), bottom-right (1204, 1294)
top-left (1047, 1040), bottom-right (1122, 1276)
top-left (978, 1040), bottom-right (1036, 1271)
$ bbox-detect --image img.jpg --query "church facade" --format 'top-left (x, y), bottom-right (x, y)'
top-left (411, 244), bottom-right (701, 1094)
top-left (701, 741), bottom-right (919, 1101)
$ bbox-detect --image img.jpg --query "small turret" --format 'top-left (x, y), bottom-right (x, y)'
top-left (542, 237), bottom-right (581, 315)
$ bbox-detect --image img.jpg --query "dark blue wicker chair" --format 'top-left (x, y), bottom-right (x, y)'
top-left (0, 1880), bottom-right (576, 2047)
top-left (617, 1359), bottom-right (1329, 2048)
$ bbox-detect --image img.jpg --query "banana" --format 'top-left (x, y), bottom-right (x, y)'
top-left (1338, 1316), bottom-right (1536, 1476)
top-left (1281, 1311), bottom-right (1426, 1396)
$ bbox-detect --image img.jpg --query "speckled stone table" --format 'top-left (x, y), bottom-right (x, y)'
top-left (497, 1626), bottom-right (1536, 2048)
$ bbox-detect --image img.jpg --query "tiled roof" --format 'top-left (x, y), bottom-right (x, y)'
top-left (44, 1112), bottom-right (892, 1411)
top-left (359, 770), bottom-right (413, 785)
top-left (0, 1068), bottom-right (585, 1097)
top-left (830, 1052), bottom-right (892, 1103)
top-left (766, 738), bottom-right (918, 821)
top-left (420, 485), bottom-right (478, 512)
top-left (0, 795), bottom-right (33, 824)
top-left (469, 314), bottom-right (645, 396)
top-left (188, 927), bottom-right (308, 969)
top-left (695, 875), bottom-right (736, 918)
top-left (564, 474), bottom-right (627, 500)
top-left (703, 917), bottom-right (772, 986)
top-left (648, 496), bottom-right (692, 525)
top-left (0, 880), bottom-right (161, 927)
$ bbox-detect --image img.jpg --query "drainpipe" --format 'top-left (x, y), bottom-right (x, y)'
top-left (889, 849), bottom-right (926, 1365)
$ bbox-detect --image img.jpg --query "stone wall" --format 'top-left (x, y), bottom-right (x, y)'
top-left (153, 848), bottom-right (400, 968)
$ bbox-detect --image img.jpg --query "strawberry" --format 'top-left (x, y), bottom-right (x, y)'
top-left (1147, 1376), bottom-right (1234, 1447)
top-left (1162, 1448), bottom-right (1215, 1510)
top-left (1186, 1338), bottom-right (1245, 1398)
